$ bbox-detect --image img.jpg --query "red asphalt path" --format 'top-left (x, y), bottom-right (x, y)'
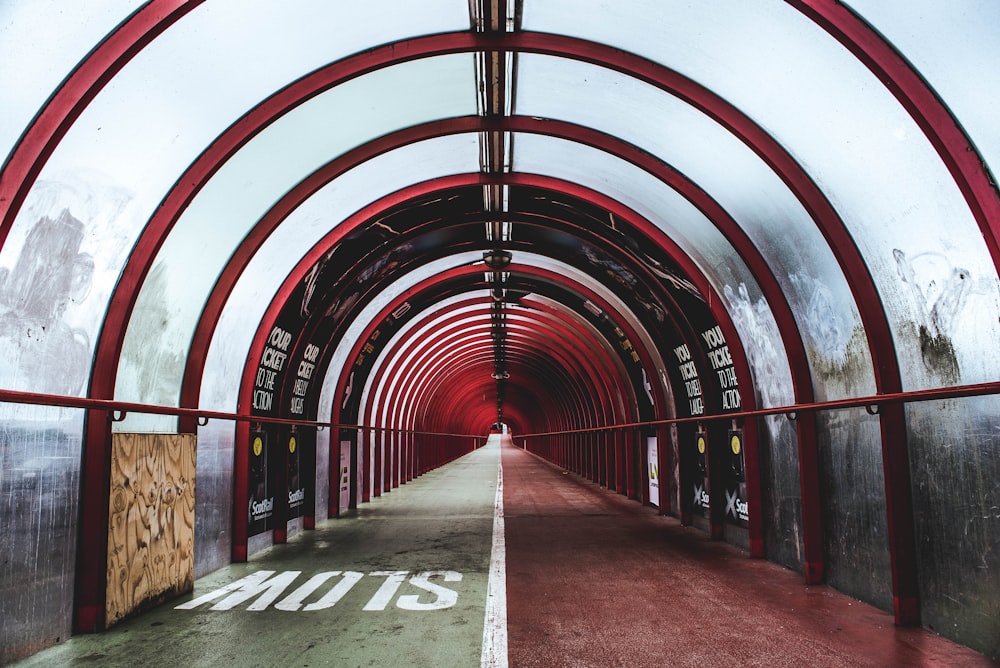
top-left (501, 442), bottom-right (994, 667)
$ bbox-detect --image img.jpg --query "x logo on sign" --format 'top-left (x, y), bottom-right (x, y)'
top-left (724, 489), bottom-right (738, 518)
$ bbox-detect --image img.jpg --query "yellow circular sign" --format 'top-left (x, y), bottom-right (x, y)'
top-left (731, 434), bottom-right (742, 455)
top-left (697, 435), bottom-right (706, 454)
top-left (252, 436), bottom-right (263, 457)
top-left (289, 436), bottom-right (297, 454)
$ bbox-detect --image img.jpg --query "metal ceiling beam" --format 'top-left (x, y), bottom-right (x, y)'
top-left (358, 294), bottom-right (626, 438)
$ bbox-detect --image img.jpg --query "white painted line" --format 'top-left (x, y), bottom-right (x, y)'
top-left (481, 436), bottom-right (508, 668)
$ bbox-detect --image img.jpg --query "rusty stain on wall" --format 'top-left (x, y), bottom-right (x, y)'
top-left (106, 433), bottom-right (196, 626)
top-left (812, 324), bottom-right (875, 399)
top-left (894, 249), bottom-right (965, 383)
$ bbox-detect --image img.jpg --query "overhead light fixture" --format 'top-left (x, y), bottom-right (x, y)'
top-left (483, 249), bottom-right (512, 270)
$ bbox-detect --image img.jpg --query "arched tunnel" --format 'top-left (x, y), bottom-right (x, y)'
top-left (1, 1), bottom-right (999, 664)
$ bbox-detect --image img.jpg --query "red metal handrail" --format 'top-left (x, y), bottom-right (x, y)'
top-left (2, 379), bottom-right (999, 440)
top-left (0, 388), bottom-right (479, 439)
top-left (519, 380), bottom-right (1000, 438)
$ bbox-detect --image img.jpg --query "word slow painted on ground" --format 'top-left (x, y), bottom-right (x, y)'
top-left (176, 570), bottom-right (463, 612)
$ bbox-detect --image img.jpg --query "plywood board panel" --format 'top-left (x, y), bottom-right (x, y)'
top-left (106, 433), bottom-right (196, 626)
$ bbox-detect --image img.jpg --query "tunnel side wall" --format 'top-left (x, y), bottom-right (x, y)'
top-left (0, 410), bottom-right (83, 665)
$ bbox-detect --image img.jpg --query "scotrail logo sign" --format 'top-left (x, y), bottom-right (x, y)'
top-left (725, 489), bottom-right (749, 522)
top-left (693, 482), bottom-right (709, 509)
top-left (250, 497), bottom-right (274, 520)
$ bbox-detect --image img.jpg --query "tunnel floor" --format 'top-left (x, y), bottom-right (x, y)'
top-left (14, 437), bottom-right (994, 667)
top-left (501, 443), bottom-right (994, 667)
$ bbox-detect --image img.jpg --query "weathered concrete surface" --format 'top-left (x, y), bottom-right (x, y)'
top-left (13, 441), bottom-right (501, 668)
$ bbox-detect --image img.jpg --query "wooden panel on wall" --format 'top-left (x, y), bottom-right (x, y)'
top-left (106, 433), bottom-right (196, 626)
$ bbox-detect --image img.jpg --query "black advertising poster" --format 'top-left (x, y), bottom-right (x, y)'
top-left (286, 429), bottom-right (314, 520)
top-left (288, 342), bottom-right (320, 417)
top-left (338, 439), bottom-right (351, 513)
top-left (252, 326), bottom-right (293, 415)
top-left (692, 430), bottom-right (710, 517)
top-left (725, 429), bottom-right (749, 527)
top-left (673, 342), bottom-right (704, 417)
top-left (700, 325), bottom-right (740, 412)
top-left (286, 431), bottom-right (303, 520)
top-left (248, 429), bottom-right (275, 536)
